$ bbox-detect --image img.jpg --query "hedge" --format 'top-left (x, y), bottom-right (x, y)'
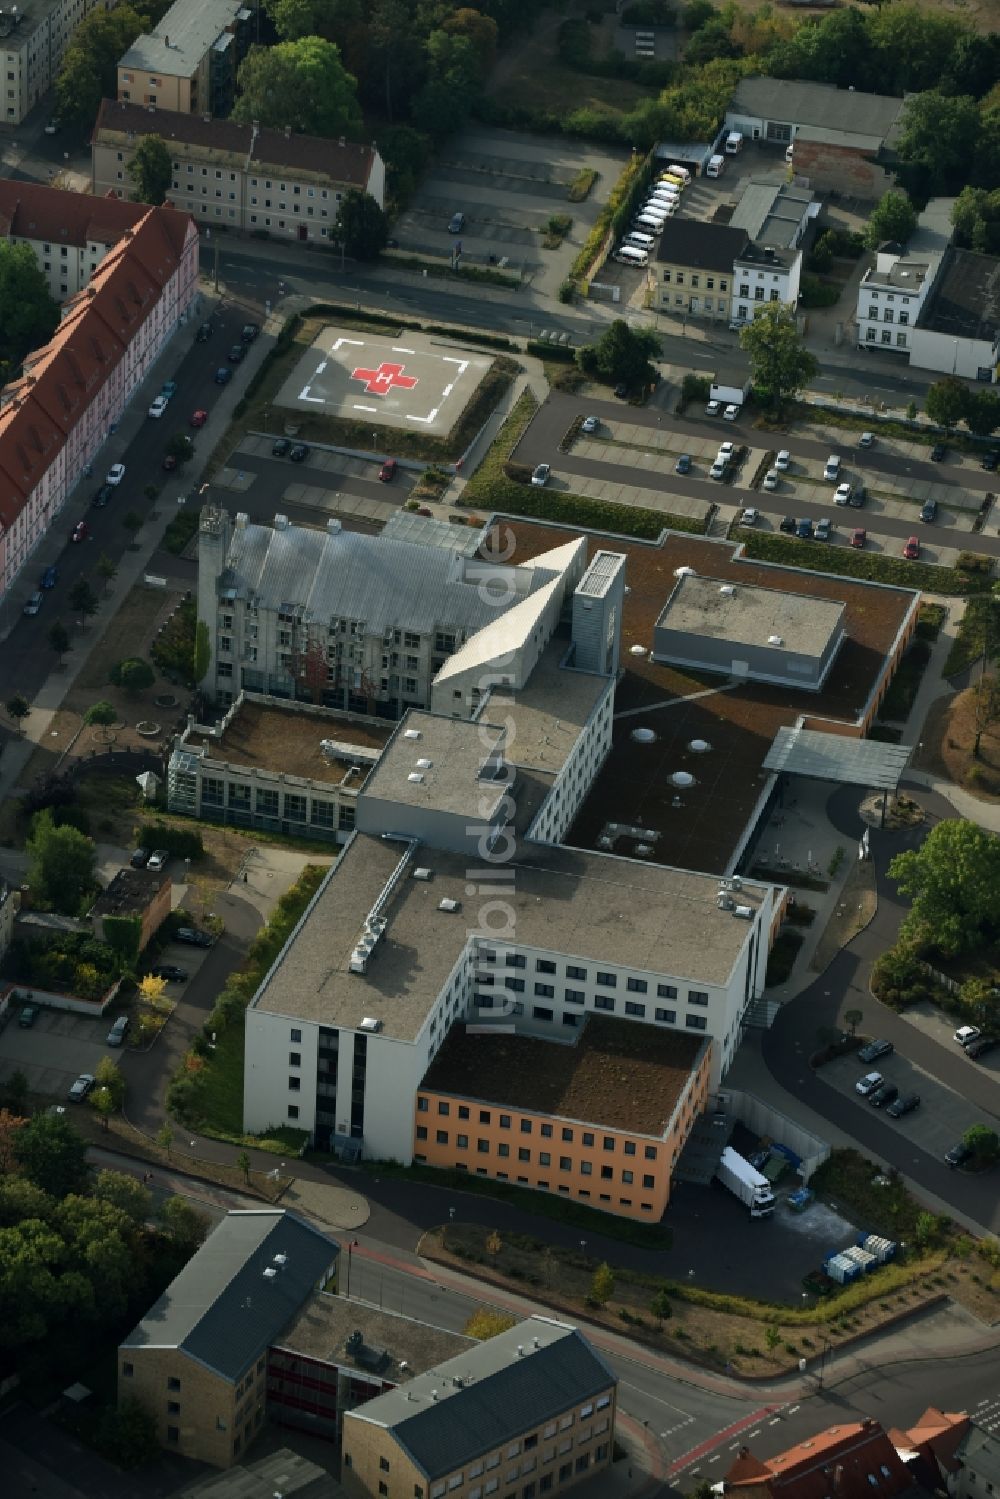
top-left (138, 822), bottom-right (205, 861)
top-left (526, 339), bottom-right (576, 362)
top-left (161, 508), bottom-right (199, 557)
top-left (493, 484), bottom-right (705, 538)
top-left (737, 531), bottom-right (985, 596)
top-left (569, 149), bottom-right (652, 286)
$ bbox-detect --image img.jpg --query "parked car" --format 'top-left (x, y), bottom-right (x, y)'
top-left (176, 926), bottom-right (214, 947)
top-left (448, 212), bottom-right (465, 233)
top-left (196, 321), bottom-right (213, 342)
top-left (289, 443), bottom-right (309, 463)
top-left (190, 409), bottom-right (208, 428)
top-left (161, 381), bottom-right (177, 401)
top-left (849, 484), bottom-right (866, 508)
top-left (823, 455), bottom-right (841, 481)
top-left (705, 400), bottom-right (721, 417)
top-left (981, 450), bottom-right (999, 471)
top-left (531, 464), bottom-right (550, 487)
top-left (763, 469), bottom-right (779, 490)
top-left (723, 404), bottom-right (740, 422)
top-left (162, 454), bottom-right (178, 472)
top-left (870, 1082), bottom-right (899, 1109)
top-left (855, 1071), bottom-right (883, 1096)
top-left (858, 1038), bottom-right (893, 1063)
top-left (834, 482), bottom-right (853, 507)
top-left (613, 383), bottom-right (628, 399)
top-left (241, 323), bottom-right (260, 342)
top-left (130, 847), bottom-right (150, 868)
top-left (740, 507), bottom-right (760, 526)
top-left (106, 463), bottom-right (126, 486)
top-left (815, 517), bottom-right (832, 541)
top-left (903, 536), bottom-right (921, 559)
top-left (228, 343), bottom-right (246, 363)
top-left (674, 454), bottom-right (691, 475)
top-left (851, 528), bottom-right (867, 549)
top-left (709, 457), bottom-right (727, 480)
top-left (41, 565), bottom-right (58, 589)
top-left (92, 483), bottom-right (114, 508)
top-left (71, 521), bottom-right (89, 543)
top-left (930, 443), bottom-right (947, 462)
top-left (717, 442), bottom-right (734, 461)
top-left (146, 849), bottom-right (170, 872)
top-left (272, 437), bottom-right (290, 457)
top-left (44, 118), bottom-right (60, 134)
top-left (955, 1025), bottom-right (981, 1047)
top-left (775, 449), bottom-right (790, 470)
top-left (106, 1015), bottom-right (129, 1047)
top-left (581, 415), bottom-right (599, 434)
top-left (68, 1072), bottom-right (95, 1102)
top-left (18, 1005), bottom-right (38, 1028)
top-left (965, 1036), bottom-right (997, 1060)
top-left (149, 964), bottom-right (189, 983)
top-left (920, 498), bottom-right (938, 522)
top-left (945, 1140), bottom-right (973, 1168)
top-left (779, 515), bottom-right (796, 534)
top-left (214, 367), bottom-right (233, 385)
top-left (23, 591), bottom-right (43, 616)
top-left (148, 395), bottom-right (168, 419)
top-left (795, 518), bottom-right (813, 539)
top-left (886, 1092), bottom-right (920, 1118)
top-left (858, 431), bottom-right (874, 448)
top-left (379, 458), bottom-right (398, 482)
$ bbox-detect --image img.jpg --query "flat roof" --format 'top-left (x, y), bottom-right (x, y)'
top-left (118, 0), bottom-right (244, 76)
top-left (184, 698), bottom-right (392, 785)
top-left (421, 1016), bottom-right (705, 1137)
top-left (498, 521), bottom-right (917, 875)
top-left (362, 712), bottom-right (508, 819)
top-left (278, 1292), bottom-right (471, 1377)
top-left (917, 246), bottom-right (1000, 343)
top-left (730, 178), bottom-right (814, 249)
top-left (655, 220), bottom-right (748, 271)
top-left (656, 573), bottom-right (844, 660)
top-left (486, 638), bottom-right (609, 777)
top-left (865, 257), bottom-right (932, 292)
top-left (92, 866), bottom-right (169, 916)
top-left (252, 835), bottom-right (769, 1036)
top-left (763, 725), bottom-right (913, 791)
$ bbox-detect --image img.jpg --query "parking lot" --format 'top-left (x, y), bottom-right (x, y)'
top-left (821, 1046), bottom-right (996, 1164)
top-left (391, 127), bottom-right (630, 298)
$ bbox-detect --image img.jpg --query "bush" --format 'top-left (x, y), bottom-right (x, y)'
top-left (870, 945), bottom-right (930, 1009)
top-left (109, 657), bottom-right (155, 694)
top-left (161, 508), bottom-right (199, 557)
top-left (527, 339), bottom-right (576, 363)
top-left (679, 373), bottom-right (711, 410)
top-left (766, 930), bottom-right (804, 986)
top-left (737, 530), bottom-right (981, 596)
top-left (567, 168), bottom-right (598, 203)
top-left (84, 700), bottom-right (117, 726)
top-left (799, 274), bottom-right (840, 309)
top-left (137, 822), bottom-right (204, 861)
top-left (151, 596), bottom-right (196, 682)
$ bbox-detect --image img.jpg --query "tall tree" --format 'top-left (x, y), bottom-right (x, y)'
top-left (411, 30), bottom-right (481, 140)
top-left (54, 4), bottom-right (150, 129)
top-left (160, 1196), bottom-right (210, 1253)
top-left (925, 376), bottom-right (969, 431)
top-left (972, 673), bottom-right (1000, 757)
top-left (896, 90), bottom-right (981, 194)
top-left (5, 694), bottom-right (29, 734)
top-left (47, 621), bottom-right (70, 664)
top-left (863, 190), bottom-right (917, 250)
top-left (15, 1113), bottom-right (88, 1199)
top-left (739, 304), bottom-right (818, 415)
top-left (965, 389), bottom-right (1000, 438)
top-left (577, 320), bottom-right (661, 389)
top-left (0, 242), bottom-right (59, 380)
top-left (68, 579), bottom-right (99, 627)
top-left (25, 809), bottom-right (96, 916)
top-left (92, 1169), bottom-right (152, 1227)
top-left (888, 818), bottom-right (1000, 955)
top-left (127, 135), bottom-right (172, 206)
top-left (233, 37), bottom-right (362, 138)
top-left (265, 0), bottom-right (361, 43)
top-left (334, 189), bottom-right (388, 261)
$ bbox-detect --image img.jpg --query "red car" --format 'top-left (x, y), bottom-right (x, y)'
top-left (850, 528), bottom-right (866, 549)
top-left (70, 520), bottom-right (89, 543)
top-left (190, 409), bottom-right (208, 428)
top-left (379, 458), bottom-right (397, 482)
top-left (903, 536), bottom-right (920, 559)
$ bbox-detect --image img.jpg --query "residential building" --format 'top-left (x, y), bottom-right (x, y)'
top-left (856, 245), bottom-right (934, 357)
top-left (0, 180), bottom-right (153, 300)
top-left (119, 1210), bottom-right (339, 1468)
top-left (167, 692), bottom-right (394, 842)
top-left (890, 1406), bottom-right (969, 1490)
top-left (341, 1316), bottom-right (616, 1499)
top-left (725, 77), bottom-right (905, 197)
top-left (116, 0), bottom-right (250, 117)
top-left (93, 99), bottom-right (386, 243)
top-left (910, 247), bottom-right (1000, 382)
top-left (0, 880), bottom-right (18, 963)
top-left (0, 203), bottom-right (197, 606)
top-left (414, 1016), bottom-right (712, 1221)
top-left (721, 1420), bottom-right (915, 1499)
top-left (652, 220), bottom-right (747, 320)
top-left (91, 866), bottom-right (171, 950)
top-left (0, 0), bottom-right (123, 126)
top-left (730, 178), bottom-right (816, 321)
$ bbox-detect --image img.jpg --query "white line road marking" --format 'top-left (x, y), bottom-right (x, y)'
top-left (315, 360), bottom-right (327, 375)
top-left (353, 404), bottom-right (377, 413)
top-left (617, 1381), bottom-right (693, 1421)
top-left (787, 1406), bottom-right (800, 1416)
top-left (331, 337), bottom-right (363, 351)
top-left (406, 409), bottom-right (439, 425)
top-left (750, 1430), bottom-right (762, 1438)
top-left (708, 1455), bottom-right (721, 1464)
top-left (441, 383), bottom-right (454, 398)
top-left (393, 346), bottom-right (416, 354)
top-left (768, 1419), bottom-right (781, 1426)
top-left (298, 387), bottom-right (325, 403)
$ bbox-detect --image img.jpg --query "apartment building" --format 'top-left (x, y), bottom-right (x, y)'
top-left (116, 0), bottom-right (250, 117)
top-left (342, 1317), bottom-right (616, 1499)
top-left (0, 179), bottom-right (151, 299)
top-left (93, 99), bottom-right (386, 242)
top-left (0, 0), bottom-right (121, 125)
top-left (729, 179), bottom-right (815, 323)
top-left (652, 220), bottom-right (746, 321)
top-left (0, 203), bottom-right (197, 604)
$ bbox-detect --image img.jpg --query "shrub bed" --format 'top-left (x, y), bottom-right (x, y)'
top-left (737, 531), bottom-right (983, 596)
top-left (766, 930), bottom-right (804, 986)
top-left (161, 509), bottom-right (199, 556)
top-left (567, 167), bottom-right (598, 202)
top-left (137, 821), bottom-right (204, 861)
top-left (944, 594), bottom-right (999, 677)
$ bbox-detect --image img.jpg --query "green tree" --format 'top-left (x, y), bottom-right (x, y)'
top-left (47, 620), bottom-right (70, 663)
top-left (377, 123), bottom-right (431, 202)
top-left (15, 1112), bottom-right (88, 1198)
top-left (233, 36), bottom-right (362, 138)
top-left (650, 1287), bottom-right (672, 1319)
top-left (5, 694), bottom-right (29, 733)
top-left (896, 90), bottom-right (981, 194)
top-left (54, 4), bottom-right (150, 129)
top-left (96, 1397), bottom-right (159, 1469)
top-left (127, 134), bottom-right (172, 206)
top-left (95, 1057), bottom-right (125, 1110)
top-left (683, 1), bottom-right (716, 29)
top-left (121, 509), bottom-right (143, 546)
top-left (92, 1169), bottom-right (152, 1226)
top-left (844, 1008), bottom-right (863, 1036)
top-left (964, 1123), bottom-right (999, 1161)
top-left (84, 699), bottom-right (117, 726)
top-left (965, 389), bottom-right (1000, 438)
top-left (160, 1195), bottom-right (210, 1253)
top-left (888, 818), bottom-right (1000, 955)
top-left (578, 319), bottom-right (661, 390)
top-left (463, 1309), bottom-right (516, 1339)
top-left (237, 1150), bottom-right (251, 1185)
top-left (959, 974), bottom-right (999, 1027)
top-left (334, 189), bottom-right (388, 261)
top-left (589, 1261), bottom-right (615, 1306)
top-left (165, 433), bottom-right (194, 464)
top-left (443, 7), bottom-right (499, 80)
top-left (68, 578), bottom-right (98, 626)
top-left (863, 189), bottom-right (917, 250)
top-left (96, 552), bottom-right (118, 593)
top-left (0, 241), bottom-right (60, 380)
top-left (156, 1122), bottom-right (174, 1160)
top-left (265, 0), bottom-right (361, 43)
top-left (914, 1210), bottom-right (938, 1247)
top-left (411, 30), bottom-right (480, 140)
top-left (91, 1087), bottom-right (115, 1131)
top-left (925, 376), bottom-right (969, 432)
top-left (740, 304), bottom-right (818, 415)
top-left (1, 1072), bottom-right (28, 1121)
top-left (110, 657), bottom-right (155, 694)
top-left (194, 620), bottom-right (212, 683)
top-left (26, 809), bottom-right (96, 915)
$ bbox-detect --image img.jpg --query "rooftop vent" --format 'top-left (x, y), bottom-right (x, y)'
top-left (674, 565), bottom-right (696, 578)
top-left (717, 893), bottom-right (735, 910)
top-left (263, 1267), bottom-right (278, 1280)
top-left (273, 1253), bottom-right (287, 1266)
top-left (412, 867), bottom-right (433, 881)
top-left (416, 758), bottom-right (432, 769)
top-left (327, 517), bottom-right (342, 534)
top-left (407, 772), bottom-right (424, 784)
top-left (438, 898), bottom-right (461, 913)
top-left (273, 513), bottom-right (289, 530)
top-left (671, 771), bottom-right (695, 788)
top-left (733, 905), bottom-right (754, 919)
top-left (719, 584), bottom-right (735, 597)
top-left (403, 728), bottom-right (421, 741)
top-left (768, 635), bottom-right (784, 646)
top-left (359, 1016), bottom-right (383, 1033)
top-left (689, 739), bottom-right (711, 753)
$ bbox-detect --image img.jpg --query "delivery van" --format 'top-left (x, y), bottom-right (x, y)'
top-left (706, 154), bottom-right (726, 178)
top-left (614, 244), bottom-right (649, 267)
top-left (725, 131), bottom-right (743, 154)
top-left (625, 231), bottom-right (655, 250)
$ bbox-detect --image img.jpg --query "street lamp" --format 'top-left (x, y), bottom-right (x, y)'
top-left (345, 1238), bottom-right (360, 1297)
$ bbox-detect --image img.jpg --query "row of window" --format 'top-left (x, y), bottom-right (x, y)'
top-left (476, 995), bottom-right (708, 1031)
top-left (864, 329), bottom-right (908, 347)
top-left (416, 1133), bottom-right (657, 1187)
top-left (418, 1103), bottom-right (658, 1154)
top-left (660, 270), bottom-right (730, 290)
top-left (478, 952), bottom-right (708, 1005)
top-left (411, 1156), bottom-right (658, 1212)
top-left (865, 307), bottom-right (909, 324)
top-left (199, 777), bottom-right (353, 828)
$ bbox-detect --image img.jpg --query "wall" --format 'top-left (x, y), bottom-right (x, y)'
top-left (907, 327), bottom-right (997, 382)
top-left (2, 978), bottom-right (121, 1016)
top-left (93, 877), bottom-right (171, 950)
top-left (118, 66), bottom-right (190, 112)
top-left (119, 1345), bottom-right (249, 1467)
top-left (652, 623), bottom-right (841, 693)
top-left (655, 257), bottom-right (733, 318)
top-left (788, 140), bottom-right (894, 201)
top-left (244, 1006), bottom-right (319, 1138)
top-left (717, 1086), bottom-right (830, 1180)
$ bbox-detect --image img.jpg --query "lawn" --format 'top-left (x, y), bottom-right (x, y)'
top-left (944, 595), bottom-right (1000, 677)
top-left (878, 639), bottom-right (932, 722)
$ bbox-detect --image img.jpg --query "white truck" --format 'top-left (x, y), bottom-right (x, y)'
top-left (716, 1146), bottom-right (776, 1217)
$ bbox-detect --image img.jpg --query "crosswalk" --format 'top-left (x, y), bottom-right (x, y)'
top-left (973, 1395), bottom-right (1000, 1433)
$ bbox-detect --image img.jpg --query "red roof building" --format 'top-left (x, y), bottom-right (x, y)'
top-left (723, 1420), bottom-right (917, 1499)
top-left (0, 180), bottom-right (151, 301)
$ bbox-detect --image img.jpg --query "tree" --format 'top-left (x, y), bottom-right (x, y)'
top-left (122, 509), bottom-right (143, 546)
top-left (650, 1287), bottom-right (672, 1320)
top-left (194, 620), bottom-right (212, 683)
top-left (965, 389), bottom-right (1000, 438)
top-left (485, 1229), bottom-right (502, 1260)
top-left (972, 674), bottom-right (1000, 757)
top-left (6, 694), bottom-right (29, 734)
top-left (47, 621), bottom-right (70, 664)
top-left (127, 135), bottom-right (172, 206)
top-left (844, 1008), bottom-right (863, 1036)
top-left (84, 699), bottom-right (117, 726)
top-left (740, 305), bottom-right (818, 414)
top-left (110, 657), bottom-right (155, 694)
top-left (95, 1057), bottom-right (125, 1110)
top-left (463, 1309), bottom-right (516, 1339)
top-left (26, 808), bottom-right (96, 915)
top-left (54, 4), bottom-right (150, 128)
top-left (578, 319), bottom-right (660, 390)
top-left (15, 1112), bottom-right (88, 1198)
top-left (896, 91), bottom-right (981, 193)
top-left (0, 241), bottom-right (60, 381)
top-left (888, 818), bottom-right (1000, 955)
top-left (165, 433), bottom-right (194, 465)
top-left (156, 1123), bottom-right (174, 1160)
top-left (237, 1150), bottom-right (251, 1185)
top-left (863, 189), bottom-right (917, 250)
top-left (68, 578), bottom-right (98, 626)
top-left (96, 552), bottom-right (118, 593)
top-left (265, 0), bottom-right (362, 44)
top-left (925, 376), bottom-right (969, 432)
top-left (233, 36), bottom-right (362, 139)
top-left (334, 189), bottom-right (388, 261)
top-left (160, 1195), bottom-right (210, 1253)
top-left (964, 1123), bottom-right (999, 1161)
top-left (377, 123), bottom-right (431, 201)
top-left (443, 8), bottom-right (499, 80)
top-left (0, 1107), bottom-right (26, 1174)
top-left (90, 1087), bottom-right (115, 1131)
top-left (96, 1397), bottom-right (159, 1469)
top-left (2, 1071), bottom-right (28, 1119)
top-left (411, 30), bottom-right (480, 141)
top-left (92, 1169), bottom-right (152, 1226)
top-left (139, 973), bottom-right (168, 1004)
top-left (589, 1261), bottom-right (615, 1306)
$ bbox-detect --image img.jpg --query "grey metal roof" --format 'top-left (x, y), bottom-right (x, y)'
top-left (349, 1317), bottom-right (615, 1481)
top-left (221, 520), bottom-right (552, 636)
top-left (730, 78), bottom-right (905, 146)
top-left (122, 1211), bottom-right (338, 1382)
top-left (119, 0), bottom-right (245, 76)
top-left (763, 726), bottom-right (912, 790)
top-left (382, 510), bottom-right (487, 557)
top-left (730, 179), bottom-right (813, 250)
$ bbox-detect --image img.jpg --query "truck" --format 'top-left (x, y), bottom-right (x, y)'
top-left (716, 1146), bottom-right (776, 1217)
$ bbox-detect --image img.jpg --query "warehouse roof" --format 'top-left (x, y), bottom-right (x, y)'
top-left (118, 0), bottom-right (244, 77)
top-left (730, 78), bottom-right (906, 150)
top-left (656, 573), bottom-right (844, 660)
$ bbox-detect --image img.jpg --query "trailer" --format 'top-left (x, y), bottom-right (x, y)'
top-left (715, 1146), bottom-right (776, 1217)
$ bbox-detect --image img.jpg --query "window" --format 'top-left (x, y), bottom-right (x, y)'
top-left (534, 982), bottom-right (554, 998)
top-left (438, 1101), bottom-right (450, 1116)
top-left (459, 1106), bottom-right (470, 1120)
top-left (622, 1169), bottom-right (634, 1184)
top-left (167, 1377), bottom-right (181, 1391)
top-left (536, 959), bottom-right (556, 973)
top-left (288, 1076), bottom-right (300, 1091)
top-left (288, 1105), bottom-right (300, 1120)
top-left (564, 988), bottom-right (584, 1004)
top-left (289, 1052), bottom-right (301, 1067)
top-left (533, 1005), bottom-right (553, 1021)
top-left (506, 977), bottom-right (525, 993)
top-left (519, 1119), bottom-right (532, 1134)
top-left (456, 1134), bottom-right (468, 1149)
top-left (567, 965), bottom-right (587, 980)
top-left (436, 1130), bottom-right (448, 1144)
top-left (626, 978), bottom-right (647, 993)
top-left (539, 1152), bottom-right (551, 1167)
top-left (416, 1126), bottom-right (428, 1140)
top-left (122, 1362), bottom-right (134, 1377)
top-left (478, 1139), bottom-right (490, 1154)
top-left (417, 1096), bottom-right (429, 1112)
top-left (167, 1426), bottom-right (180, 1445)
top-left (655, 1007), bottom-right (676, 1023)
top-left (601, 1165), bottom-right (613, 1180)
top-left (595, 972), bottom-right (616, 987)
top-left (291, 1028), bottom-right (301, 1042)
top-left (688, 990), bottom-right (708, 1005)
top-left (594, 994), bottom-right (615, 1012)
top-left (541, 1124), bottom-right (553, 1137)
top-left (381, 1458), bottom-right (391, 1472)
top-left (379, 1486), bottom-right (388, 1497)
top-left (518, 1147), bottom-right (530, 1162)
top-left (498, 1143), bottom-right (510, 1158)
top-left (499, 1114), bottom-right (511, 1129)
top-left (625, 1001), bottom-right (646, 1017)
top-left (686, 1014), bottom-right (708, 1030)
top-left (560, 1156), bottom-right (572, 1171)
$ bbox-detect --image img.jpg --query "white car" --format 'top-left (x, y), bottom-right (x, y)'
top-left (717, 441), bottom-right (735, 461)
top-left (722, 404), bottom-right (740, 421)
top-left (705, 400), bottom-right (721, 417)
top-left (834, 482), bottom-right (853, 506)
top-left (106, 463), bottom-right (126, 486)
top-left (740, 507), bottom-right (760, 525)
top-left (148, 395), bottom-right (168, 420)
top-left (856, 1071), bottom-right (883, 1097)
top-left (146, 848), bottom-right (170, 872)
top-left (859, 431), bottom-right (874, 448)
top-left (823, 455), bottom-right (841, 481)
top-left (775, 449), bottom-right (790, 470)
top-left (762, 469), bottom-right (779, 491)
top-left (581, 416), bottom-right (598, 434)
top-left (531, 463), bottom-right (550, 488)
top-left (709, 457), bottom-right (727, 480)
top-left (955, 1025), bottom-right (981, 1047)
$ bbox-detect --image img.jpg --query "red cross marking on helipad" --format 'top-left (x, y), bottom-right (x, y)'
top-left (350, 361), bottom-right (419, 397)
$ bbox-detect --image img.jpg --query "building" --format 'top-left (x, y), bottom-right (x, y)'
top-left (414, 1016), bottom-right (711, 1221)
top-left (949, 1418), bottom-right (994, 1499)
top-left (116, 0), bottom-right (250, 117)
top-left (93, 99), bottom-right (386, 242)
top-left (721, 1420), bottom-right (916, 1499)
top-left (725, 77), bottom-right (905, 198)
top-left (910, 248), bottom-right (1000, 382)
top-left (167, 693), bottom-right (394, 841)
top-left (341, 1316), bottom-right (616, 1499)
top-left (730, 178), bottom-right (816, 321)
top-left (856, 244), bottom-right (935, 358)
top-left (0, 180), bottom-right (154, 300)
top-left (119, 1209), bottom-right (339, 1468)
top-left (653, 220), bottom-right (747, 320)
top-left (0, 203), bottom-right (197, 605)
top-left (0, 880), bottom-right (18, 964)
top-left (91, 865), bottom-right (171, 951)
top-left (0, 0), bottom-right (123, 125)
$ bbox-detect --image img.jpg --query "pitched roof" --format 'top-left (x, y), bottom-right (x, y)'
top-left (0, 180), bottom-right (148, 250)
top-left (122, 1210), bottom-right (338, 1382)
top-left (725, 1422), bottom-right (915, 1499)
top-left (730, 78), bottom-right (905, 150)
top-left (94, 98), bottom-right (377, 190)
top-left (891, 1408), bottom-right (970, 1475)
top-left (119, 0), bottom-right (244, 77)
top-left (655, 219), bottom-right (748, 270)
top-left (348, 1317), bottom-right (614, 1481)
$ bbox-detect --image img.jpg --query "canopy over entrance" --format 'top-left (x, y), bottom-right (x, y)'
top-left (763, 725), bottom-right (913, 792)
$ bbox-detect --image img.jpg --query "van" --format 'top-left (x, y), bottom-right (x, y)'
top-left (648, 187), bottom-right (680, 205)
top-left (666, 164), bottom-right (692, 185)
top-left (625, 231), bottom-right (655, 250)
top-left (614, 245), bottom-right (649, 267)
top-left (706, 154), bottom-right (726, 178)
top-left (661, 172), bottom-right (686, 191)
top-left (725, 131), bottom-right (743, 154)
top-left (634, 214), bottom-right (665, 234)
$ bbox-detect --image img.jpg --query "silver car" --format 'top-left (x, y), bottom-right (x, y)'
top-left (68, 1072), bottom-right (96, 1102)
